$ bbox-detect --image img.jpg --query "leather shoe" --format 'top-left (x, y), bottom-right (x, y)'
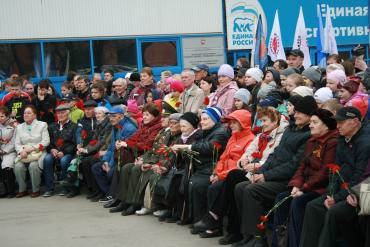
top-left (66, 189), bottom-right (80, 198)
top-left (86, 191), bottom-right (100, 199)
top-left (16, 191), bottom-right (28, 198)
top-left (199, 228), bottom-right (223, 238)
top-left (193, 213), bottom-right (220, 232)
top-left (219, 233), bottom-right (243, 245)
top-left (121, 205), bottom-right (138, 216)
top-left (31, 191), bottom-right (40, 198)
top-left (110, 202), bottom-right (129, 213)
top-left (104, 199), bottom-right (120, 208)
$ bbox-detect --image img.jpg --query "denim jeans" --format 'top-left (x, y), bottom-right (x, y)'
top-left (43, 153), bottom-right (73, 191)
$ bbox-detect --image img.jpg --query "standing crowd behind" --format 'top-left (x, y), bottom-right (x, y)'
top-left (1, 48), bottom-right (370, 247)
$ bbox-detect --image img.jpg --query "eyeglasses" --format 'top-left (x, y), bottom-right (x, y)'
top-left (112, 85), bottom-right (122, 88)
top-left (169, 121), bottom-right (179, 125)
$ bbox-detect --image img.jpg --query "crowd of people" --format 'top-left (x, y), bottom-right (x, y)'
top-left (1, 47), bottom-right (370, 247)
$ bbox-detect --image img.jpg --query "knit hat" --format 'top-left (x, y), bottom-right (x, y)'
top-left (326, 70), bottom-right (346, 86)
top-left (312, 109), bottom-right (337, 130)
top-left (257, 83), bottom-right (276, 99)
top-left (294, 96), bottom-right (318, 115)
top-left (180, 112), bottom-right (199, 129)
top-left (218, 64), bottom-right (234, 79)
top-left (342, 80), bottom-right (360, 94)
top-left (234, 88), bottom-right (251, 105)
top-left (265, 68), bottom-right (281, 85)
top-left (280, 68), bottom-right (300, 77)
top-left (292, 86), bottom-right (314, 97)
top-left (170, 80), bottom-right (184, 93)
top-left (287, 95), bottom-right (303, 107)
top-left (266, 90), bottom-right (284, 104)
top-left (127, 99), bottom-right (139, 114)
top-left (302, 67), bottom-right (322, 84)
top-left (314, 87), bottom-right (333, 104)
top-left (202, 107), bottom-right (223, 123)
top-left (245, 68), bottom-right (263, 82)
top-left (169, 113), bottom-right (182, 122)
top-left (129, 72), bottom-right (140, 82)
top-left (258, 97), bottom-right (279, 108)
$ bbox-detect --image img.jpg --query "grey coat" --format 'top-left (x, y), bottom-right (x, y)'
top-left (0, 119), bottom-right (17, 168)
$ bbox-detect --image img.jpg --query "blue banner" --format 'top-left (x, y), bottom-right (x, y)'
top-left (258, 0), bottom-right (369, 47)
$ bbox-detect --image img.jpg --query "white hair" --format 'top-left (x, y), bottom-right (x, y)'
top-left (94, 106), bottom-right (109, 114)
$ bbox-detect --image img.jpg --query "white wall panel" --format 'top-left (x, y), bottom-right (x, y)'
top-left (0, 0), bottom-right (223, 40)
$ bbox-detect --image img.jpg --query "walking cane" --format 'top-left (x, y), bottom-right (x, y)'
top-left (181, 156), bottom-right (193, 222)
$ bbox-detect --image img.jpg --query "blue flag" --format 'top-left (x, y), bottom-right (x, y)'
top-left (254, 15), bottom-right (268, 69)
top-left (316, 4), bottom-right (326, 68)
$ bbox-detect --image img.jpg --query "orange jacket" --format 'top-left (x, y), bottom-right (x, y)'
top-left (215, 110), bottom-right (255, 180)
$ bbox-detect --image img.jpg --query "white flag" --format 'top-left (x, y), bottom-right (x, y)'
top-left (293, 6), bottom-right (311, 68)
top-left (268, 10), bottom-right (286, 62)
top-left (323, 5), bottom-right (338, 55)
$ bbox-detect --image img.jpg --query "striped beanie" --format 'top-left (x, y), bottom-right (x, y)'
top-left (202, 107), bottom-right (223, 123)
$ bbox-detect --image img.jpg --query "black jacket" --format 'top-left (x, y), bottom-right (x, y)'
top-left (86, 117), bottom-right (112, 154)
top-left (191, 123), bottom-right (231, 175)
top-left (77, 116), bottom-right (97, 147)
top-left (32, 94), bottom-right (57, 124)
top-left (48, 121), bottom-right (78, 155)
top-left (260, 124), bottom-right (311, 182)
top-left (332, 124), bottom-right (370, 202)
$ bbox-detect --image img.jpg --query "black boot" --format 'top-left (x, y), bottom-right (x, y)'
top-left (110, 202), bottom-right (130, 213)
top-left (3, 168), bottom-right (15, 197)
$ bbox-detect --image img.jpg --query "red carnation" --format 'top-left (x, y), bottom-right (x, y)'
top-left (252, 126), bottom-right (261, 134)
top-left (259, 215), bottom-right (268, 222)
top-left (126, 139), bottom-right (136, 148)
top-left (252, 152), bottom-right (263, 160)
top-left (38, 144), bottom-right (44, 152)
top-left (203, 96), bottom-right (210, 106)
top-left (156, 162), bottom-right (162, 167)
top-left (213, 142), bottom-right (222, 150)
top-left (56, 138), bottom-right (64, 148)
top-left (341, 182), bottom-right (349, 190)
top-left (81, 130), bottom-right (88, 139)
top-left (89, 139), bottom-right (98, 146)
top-left (256, 223), bottom-right (265, 231)
top-left (175, 101), bottom-right (182, 107)
top-left (326, 164), bottom-right (340, 173)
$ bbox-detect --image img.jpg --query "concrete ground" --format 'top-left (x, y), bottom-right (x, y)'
top-left (0, 195), bottom-right (217, 247)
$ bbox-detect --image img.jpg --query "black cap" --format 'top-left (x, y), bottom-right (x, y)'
top-left (192, 64), bottom-right (209, 72)
top-left (180, 112), bottom-right (200, 129)
top-left (294, 96), bottom-right (317, 115)
top-left (55, 104), bottom-right (71, 111)
top-left (287, 49), bottom-right (304, 58)
top-left (287, 95), bottom-right (303, 107)
top-left (335, 107), bottom-right (362, 121)
top-left (161, 101), bottom-right (178, 116)
top-left (61, 94), bottom-right (78, 102)
top-left (84, 100), bottom-right (98, 108)
top-left (129, 72), bottom-right (140, 82)
top-left (109, 97), bottom-right (126, 106)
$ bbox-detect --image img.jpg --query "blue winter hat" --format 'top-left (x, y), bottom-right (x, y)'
top-left (202, 107), bottom-right (223, 123)
top-left (106, 106), bottom-right (125, 115)
top-left (258, 97), bottom-right (279, 108)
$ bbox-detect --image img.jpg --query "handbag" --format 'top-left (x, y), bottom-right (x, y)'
top-left (154, 168), bottom-right (176, 199)
top-left (15, 149), bottom-right (42, 163)
top-left (358, 182), bottom-right (370, 215)
top-left (275, 219), bottom-right (288, 247)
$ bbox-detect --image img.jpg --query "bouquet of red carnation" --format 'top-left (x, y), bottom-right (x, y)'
top-left (203, 96), bottom-right (210, 106)
top-left (56, 138), bottom-right (64, 149)
top-left (256, 194), bottom-right (293, 231)
top-left (80, 130), bottom-right (88, 139)
top-left (89, 139), bottom-right (98, 146)
top-left (325, 163), bottom-right (352, 196)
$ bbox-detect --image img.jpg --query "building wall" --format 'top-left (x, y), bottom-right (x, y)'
top-left (0, 0), bottom-right (223, 40)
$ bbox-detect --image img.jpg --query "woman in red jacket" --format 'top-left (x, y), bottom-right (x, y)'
top-left (272, 108), bottom-right (338, 247)
top-left (192, 109), bottom-right (255, 237)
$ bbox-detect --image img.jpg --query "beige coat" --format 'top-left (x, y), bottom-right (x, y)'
top-left (179, 84), bottom-right (205, 114)
top-left (15, 120), bottom-right (50, 169)
top-left (0, 119), bottom-right (17, 169)
top-left (243, 117), bottom-right (289, 166)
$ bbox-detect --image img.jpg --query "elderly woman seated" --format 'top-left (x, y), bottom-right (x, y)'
top-left (14, 105), bottom-right (50, 198)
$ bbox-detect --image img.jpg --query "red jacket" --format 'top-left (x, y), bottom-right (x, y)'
top-left (215, 110), bottom-right (254, 180)
top-left (289, 129), bottom-right (338, 194)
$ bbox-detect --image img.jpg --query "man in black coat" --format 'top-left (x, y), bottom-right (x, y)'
top-left (300, 107), bottom-right (370, 247)
top-left (233, 96), bottom-right (316, 247)
top-left (42, 104), bottom-right (78, 197)
top-left (32, 79), bottom-right (57, 125)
